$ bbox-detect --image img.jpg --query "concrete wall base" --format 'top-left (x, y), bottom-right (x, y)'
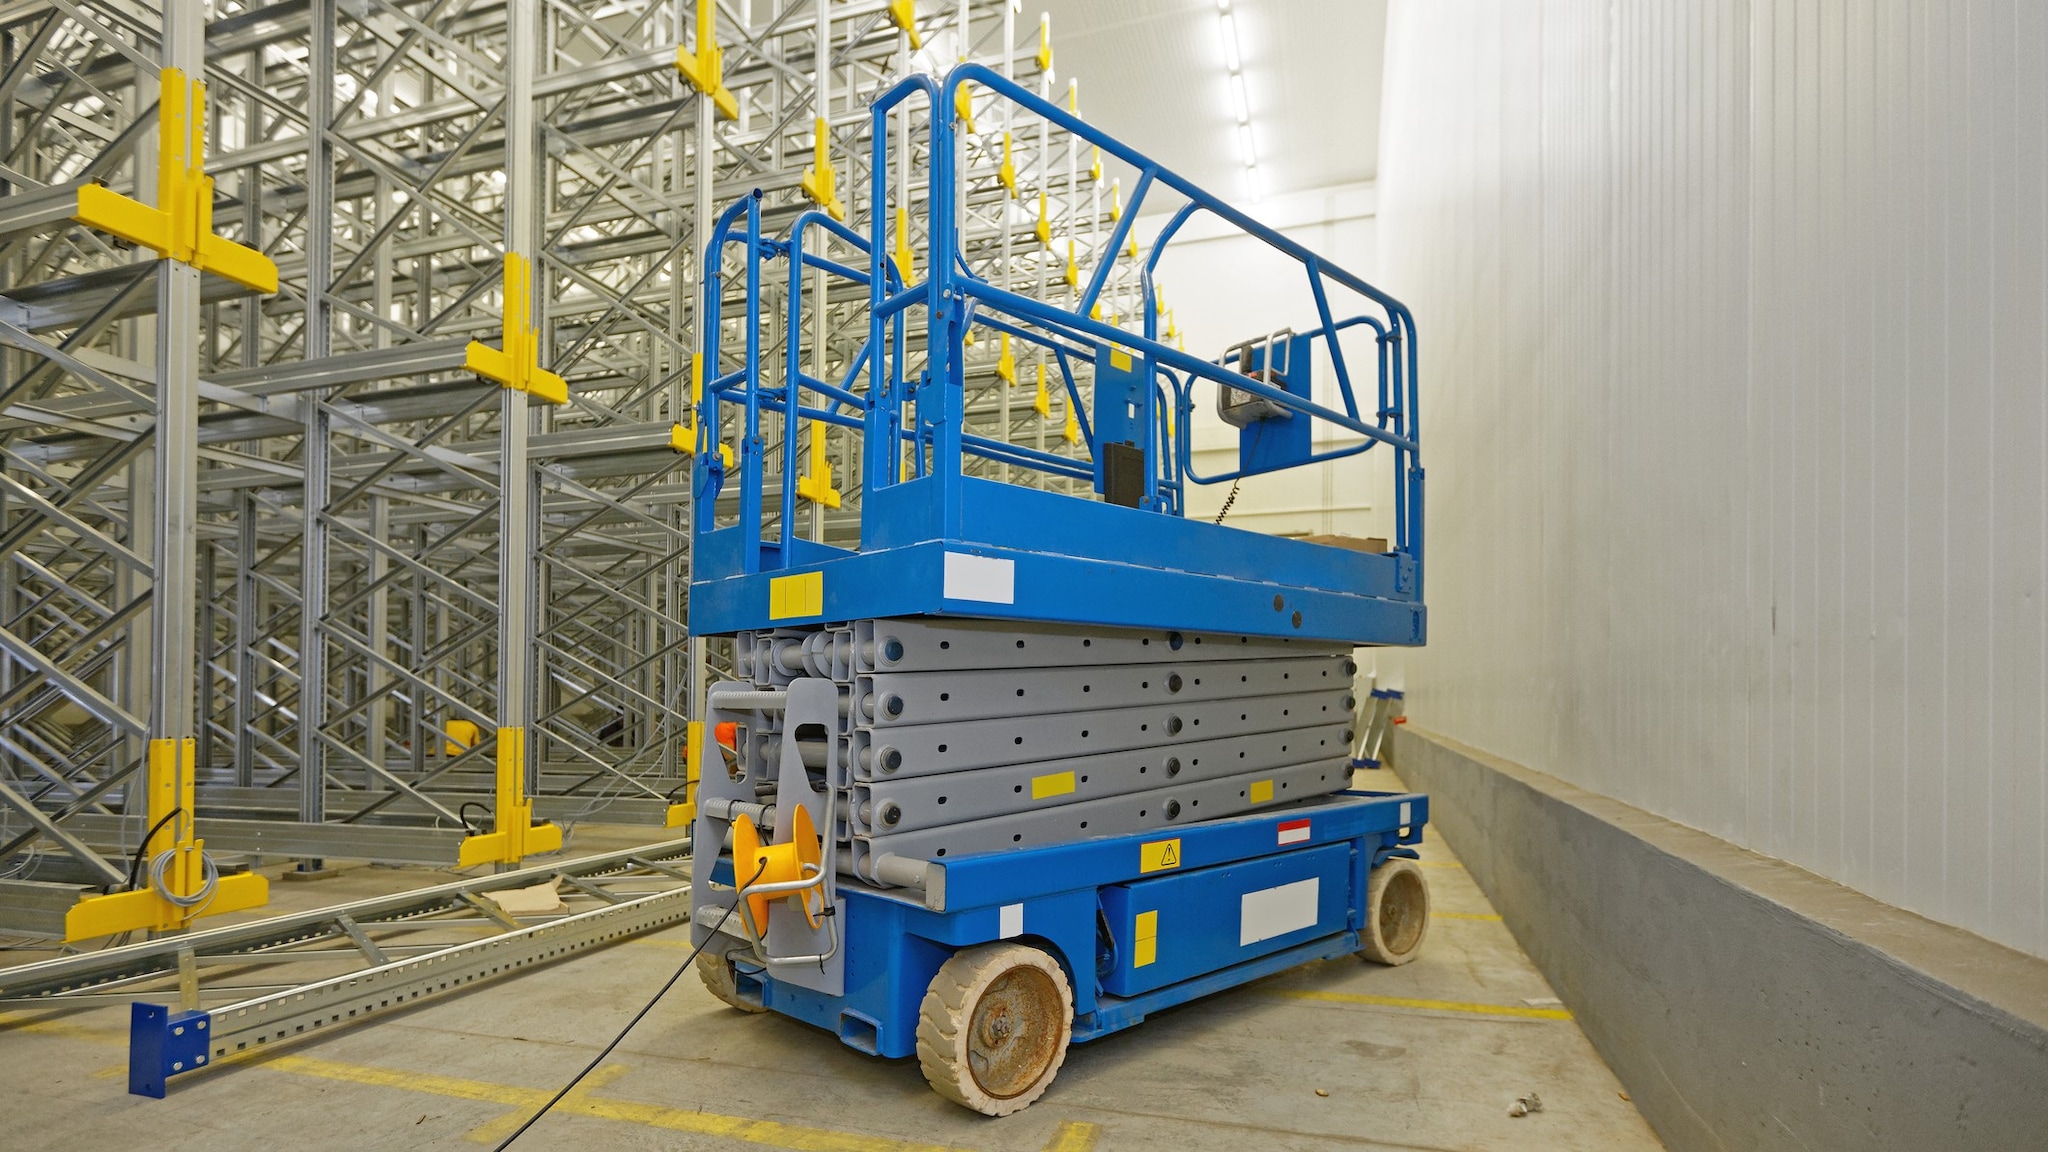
top-left (1392, 725), bottom-right (2048, 1152)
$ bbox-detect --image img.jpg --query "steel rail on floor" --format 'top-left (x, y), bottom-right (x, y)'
top-left (0, 838), bottom-right (694, 1096)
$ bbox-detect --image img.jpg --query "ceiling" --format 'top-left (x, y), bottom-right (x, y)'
top-left (1032, 0), bottom-right (1387, 202)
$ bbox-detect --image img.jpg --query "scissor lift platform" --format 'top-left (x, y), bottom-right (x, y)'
top-left (691, 476), bottom-right (1424, 645)
top-left (688, 62), bottom-right (1428, 1114)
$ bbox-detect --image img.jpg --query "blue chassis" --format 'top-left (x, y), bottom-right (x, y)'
top-left (714, 790), bottom-right (1426, 1059)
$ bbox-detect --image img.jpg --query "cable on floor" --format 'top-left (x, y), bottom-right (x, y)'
top-left (491, 858), bottom-right (767, 1150)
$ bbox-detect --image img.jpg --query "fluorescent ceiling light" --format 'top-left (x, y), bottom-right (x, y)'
top-left (1217, 0), bottom-right (1257, 200)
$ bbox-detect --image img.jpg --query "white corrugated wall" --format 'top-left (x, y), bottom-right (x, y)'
top-left (1380, 0), bottom-right (2048, 959)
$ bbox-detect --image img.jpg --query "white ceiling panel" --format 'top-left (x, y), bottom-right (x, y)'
top-left (1030, 0), bottom-right (1386, 201)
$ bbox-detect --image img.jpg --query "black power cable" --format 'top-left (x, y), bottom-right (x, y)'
top-left (491, 858), bottom-right (768, 1150)
top-left (1215, 418), bottom-right (1269, 525)
top-left (126, 807), bottom-right (183, 893)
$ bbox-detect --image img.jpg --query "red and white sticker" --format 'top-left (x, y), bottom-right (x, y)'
top-left (1277, 818), bottom-right (1311, 846)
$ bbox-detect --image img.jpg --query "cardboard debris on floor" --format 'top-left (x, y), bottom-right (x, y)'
top-left (488, 878), bottom-right (568, 916)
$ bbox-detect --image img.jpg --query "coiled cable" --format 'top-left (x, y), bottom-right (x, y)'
top-left (149, 843), bottom-right (220, 910)
top-left (137, 806), bottom-right (220, 911)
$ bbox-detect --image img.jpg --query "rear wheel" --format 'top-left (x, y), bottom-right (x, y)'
top-left (916, 942), bottom-right (1073, 1115)
top-left (697, 947), bottom-right (767, 1012)
top-left (1360, 857), bottom-right (1430, 965)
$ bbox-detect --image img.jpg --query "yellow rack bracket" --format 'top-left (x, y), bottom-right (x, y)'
top-left (954, 82), bottom-right (976, 134)
top-left (464, 252), bottom-right (568, 404)
top-left (673, 355), bottom-right (735, 466)
top-left (671, 421), bottom-right (731, 468)
top-left (801, 117), bottom-right (846, 221)
top-left (1035, 192), bottom-right (1052, 248)
top-left (892, 205), bottom-right (915, 282)
top-left (795, 420), bottom-right (842, 509)
top-left (999, 132), bottom-right (1018, 197)
top-left (1034, 362), bottom-right (1050, 417)
top-left (675, 0), bottom-right (739, 120)
top-left (443, 719), bottom-right (482, 756)
top-left (64, 738), bottom-right (269, 942)
top-left (1110, 179), bottom-right (1123, 222)
top-left (668, 720), bottom-right (704, 828)
top-left (888, 0), bottom-right (922, 49)
top-left (457, 728), bottom-right (564, 869)
top-left (1062, 399), bottom-right (1081, 445)
top-left (72, 68), bottom-right (278, 294)
top-left (997, 332), bottom-right (1016, 386)
top-left (1091, 145), bottom-right (1102, 184)
top-left (1064, 238), bottom-right (1079, 291)
top-left (1037, 16), bottom-right (1053, 73)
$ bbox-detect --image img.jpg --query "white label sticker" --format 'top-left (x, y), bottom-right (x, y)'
top-left (1399, 801), bottom-right (1412, 828)
top-left (1240, 877), bottom-right (1320, 946)
top-left (943, 552), bottom-right (1015, 604)
top-left (999, 902), bottom-right (1024, 939)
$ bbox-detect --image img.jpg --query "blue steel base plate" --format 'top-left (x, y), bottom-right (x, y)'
top-left (693, 476), bottom-right (1425, 644)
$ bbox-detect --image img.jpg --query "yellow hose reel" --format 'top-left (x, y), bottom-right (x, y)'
top-left (731, 805), bottom-right (825, 935)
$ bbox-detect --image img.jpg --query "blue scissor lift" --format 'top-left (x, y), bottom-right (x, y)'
top-left (688, 65), bottom-right (1427, 1115)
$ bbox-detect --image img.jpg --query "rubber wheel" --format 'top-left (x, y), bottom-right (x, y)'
top-left (697, 947), bottom-right (767, 1013)
top-left (916, 942), bottom-right (1073, 1116)
top-left (1359, 857), bottom-right (1430, 966)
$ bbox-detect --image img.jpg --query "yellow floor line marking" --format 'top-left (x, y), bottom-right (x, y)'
top-left (1431, 911), bottom-right (1503, 921)
top-left (464, 1062), bottom-right (631, 1144)
top-left (1041, 1121), bottom-right (1102, 1151)
top-left (10, 1006), bottom-right (1092, 1151)
top-left (257, 1052), bottom-right (975, 1152)
top-left (1267, 989), bottom-right (1573, 1020)
top-left (0, 1011), bottom-right (122, 1041)
top-left (5, 1013), bottom-right (976, 1152)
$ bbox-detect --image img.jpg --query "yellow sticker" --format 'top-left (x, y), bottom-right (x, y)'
top-left (1249, 779), bottom-right (1275, 804)
top-left (1133, 909), bottom-right (1158, 968)
top-left (768, 571), bottom-right (823, 619)
top-left (1139, 838), bottom-right (1181, 873)
top-left (1109, 346), bottom-right (1133, 371)
top-left (1031, 770), bottom-right (1076, 800)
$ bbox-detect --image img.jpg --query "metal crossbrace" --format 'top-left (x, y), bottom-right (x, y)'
top-left (1349, 674), bottom-right (1404, 771)
top-left (1, 0), bottom-right (1156, 928)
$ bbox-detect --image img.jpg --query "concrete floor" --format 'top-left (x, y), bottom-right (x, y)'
top-left (2, 771), bottom-right (1664, 1151)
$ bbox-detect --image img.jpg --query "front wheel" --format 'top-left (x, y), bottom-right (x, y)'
top-left (1359, 857), bottom-right (1431, 966)
top-left (697, 947), bottom-right (767, 1012)
top-left (916, 942), bottom-right (1073, 1115)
